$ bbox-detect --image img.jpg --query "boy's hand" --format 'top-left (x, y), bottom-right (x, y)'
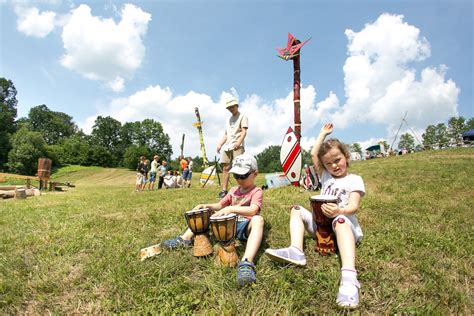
top-left (194, 204), bottom-right (206, 210)
top-left (320, 123), bottom-right (334, 136)
top-left (321, 202), bottom-right (341, 218)
top-left (212, 207), bottom-right (230, 217)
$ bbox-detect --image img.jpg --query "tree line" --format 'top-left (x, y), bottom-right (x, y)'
top-left (1, 77), bottom-right (472, 175)
top-left (0, 78), bottom-right (173, 175)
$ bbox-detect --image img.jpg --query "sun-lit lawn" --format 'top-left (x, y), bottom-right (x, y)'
top-left (1, 148), bottom-right (473, 314)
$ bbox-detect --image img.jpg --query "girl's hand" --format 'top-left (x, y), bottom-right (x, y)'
top-left (320, 123), bottom-right (334, 136)
top-left (194, 204), bottom-right (206, 210)
top-left (321, 202), bottom-right (341, 218)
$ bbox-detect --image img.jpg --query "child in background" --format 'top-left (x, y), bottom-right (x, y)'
top-left (265, 123), bottom-right (365, 308)
top-left (163, 153), bottom-right (264, 286)
top-left (135, 156), bottom-right (146, 192)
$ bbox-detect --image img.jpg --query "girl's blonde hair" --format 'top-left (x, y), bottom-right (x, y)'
top-left (317, 138), bottom-right (351, 170)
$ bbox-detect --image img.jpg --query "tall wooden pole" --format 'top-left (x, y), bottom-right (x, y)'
top-left (193, 107), bottom-right (209, 168)
top-left (293, 54), bottom-right (301, 142)
top-left (180, 133), bottom-right (185, 158)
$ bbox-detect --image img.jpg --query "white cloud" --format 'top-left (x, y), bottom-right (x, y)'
top-left (60, 4), bottom-right (151, 91)
top-left (14, 5), bottom-right (56, 38)
top-left (80, 84), bottom-right (334, 158)
top-left (333, 13), bottom-right (459, 142)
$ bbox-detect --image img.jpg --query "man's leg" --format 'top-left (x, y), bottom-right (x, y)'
top-left (221, 163), bottom-right (231, 192)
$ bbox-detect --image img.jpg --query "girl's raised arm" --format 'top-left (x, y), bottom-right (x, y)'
top-left (310, 123), bottom-right (333, 177)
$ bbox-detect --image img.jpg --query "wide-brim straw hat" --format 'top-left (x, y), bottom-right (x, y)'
top-left (225, 99), bottom-right (239, 108)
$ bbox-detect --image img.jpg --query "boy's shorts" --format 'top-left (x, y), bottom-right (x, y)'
top-left (149, 171), bottom-right (156, 182)
top-left (221, 147), bottom-right (244, 165)
top-left (297, 205), bottom-right (363, 244)
top-left (236, 218), bottom-right (250, 242)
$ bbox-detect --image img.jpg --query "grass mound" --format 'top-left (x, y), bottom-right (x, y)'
top-left (0, 148), bottom-right (472, 313)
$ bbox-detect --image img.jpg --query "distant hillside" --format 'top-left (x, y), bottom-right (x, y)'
top-left (51, 165), bottom-right (136, 187)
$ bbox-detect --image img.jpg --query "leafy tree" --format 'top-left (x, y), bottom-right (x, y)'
top-left (466, 117), bottom-right (474, 130)
top-left (351, 143), bottom-right (362, 156)
top-left (122, 119), bottom-right (173, 161)
top-left (90, 116), bottom-right (122, 166)
top-left (123, 145), bottom-right (149, 170)
top-left (27, 104), bottom-right (77, 144)
top-left (87, 145), bottom-right (115, 167)
top-left (398, 133), bottom-right (415, 151)
top-left (60, 134), bottom-right (91, 165)
top-left (44, 144), bottom-right (63, 168)
top-left (447, 116), bottom-right (466, 146)
top-left (435, 123), bottom-right (449, 148)
top-left (6, 127), bottom-right (46, 175)
top-left (422, 125), bottom-right (437, 149)
top-left (0, 78), bottom-right (18, 169)
top-left (256, 145), bottom-right (282, 173)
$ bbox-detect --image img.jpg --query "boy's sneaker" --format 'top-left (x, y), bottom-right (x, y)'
top-left (217, 190), bottom-right (228, 198)
top-left (265, 246), bottom-right (307, 266)
top-left (236, 259), bottom-right (256, 286)
top-left (162, 236), bottom-right (192, 249)
top-left (336, 277), bottom-right (360, 308)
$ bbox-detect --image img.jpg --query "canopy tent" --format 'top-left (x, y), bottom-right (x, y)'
top-left (366, 144), bottom-right (381, 151)
top-left (462, 129), bottom-right (474, 143)
top-left (462, 129), bottom-right (474, 137)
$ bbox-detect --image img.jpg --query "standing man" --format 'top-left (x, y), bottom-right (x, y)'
top-left (216, 99), bottom-right (248, 198)
top-left (148, 155), bottom-right (159, 191)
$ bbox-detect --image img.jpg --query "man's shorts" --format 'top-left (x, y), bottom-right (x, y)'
top-left (182, 168), bottom-right (189, 180)
top-left (221, 147), bottom-right (245, 165)
top-left (149, 171), bottom-right (157, 182)
top-left (186, 171), bottom-right (193, 181)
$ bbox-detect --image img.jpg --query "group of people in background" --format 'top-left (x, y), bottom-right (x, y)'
top-left (135, 155), bottom-right (188, 191)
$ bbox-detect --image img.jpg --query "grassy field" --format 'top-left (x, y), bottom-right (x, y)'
top-left (1, 148), bottom-right (473, 314)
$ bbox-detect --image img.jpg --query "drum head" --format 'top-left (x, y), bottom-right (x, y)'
top-left (210, 213), bottom-right (237, 221)
top-left (310, 195), bottom-right (338, 203)
top-left (186, 208), bottom-right (209, 215)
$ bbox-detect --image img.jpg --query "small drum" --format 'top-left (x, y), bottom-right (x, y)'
top-left (310, 195), bottom-right (339, 256)
top-left (184, 208), bottom-right (213, 257)
top-left (210, 213), bottom-right (237, 243)
top-left (185, 208), bottom-right (211, 234)
top-left (210, 213), bottom-right (239, 267)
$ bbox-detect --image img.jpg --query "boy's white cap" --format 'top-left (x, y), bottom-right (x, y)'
top-left (225, 99), bottom-right (239, 108)
top-left (229, 153), bottom-right (258, 175)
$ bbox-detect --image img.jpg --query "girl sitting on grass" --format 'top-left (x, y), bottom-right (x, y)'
top-left (265, 123), bottom-right (365, 308)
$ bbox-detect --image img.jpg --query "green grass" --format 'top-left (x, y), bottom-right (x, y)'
top-left (1, 148), bottom-right (473, 314)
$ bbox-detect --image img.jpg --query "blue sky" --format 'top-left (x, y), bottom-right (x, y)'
top-left (1, 0), bottom-right (472, 158)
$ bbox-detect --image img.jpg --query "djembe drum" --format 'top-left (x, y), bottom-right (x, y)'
top-left (185, 208), bottom-right (213, 257)
top-left (210, 213), bottom-right (239, 267)
top-left (310, 195), bottom-right (339, 256)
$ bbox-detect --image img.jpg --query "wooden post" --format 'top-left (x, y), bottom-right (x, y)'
top-left (293, 54), bottom-right (301, 141)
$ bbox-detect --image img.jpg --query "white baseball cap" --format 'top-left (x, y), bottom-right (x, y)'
top-left (229, 153), bottom-right (258, 175)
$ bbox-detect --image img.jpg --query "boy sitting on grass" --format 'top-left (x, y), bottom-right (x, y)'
top-left (163, 153), bottom-right (264, 286)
